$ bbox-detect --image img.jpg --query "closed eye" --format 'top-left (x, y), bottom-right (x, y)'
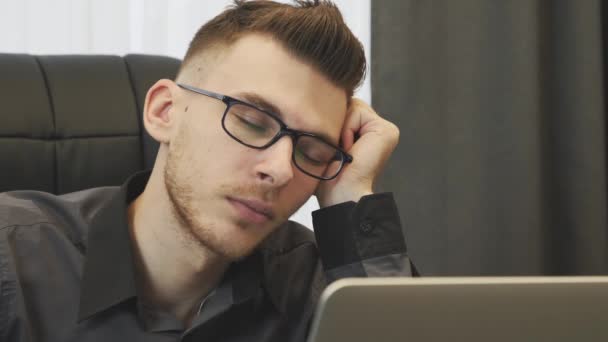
top-left (233, 113), bottom-right (269, 133)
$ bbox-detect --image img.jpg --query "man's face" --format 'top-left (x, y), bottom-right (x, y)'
top-left (164, 34), bottom-right (347, 260)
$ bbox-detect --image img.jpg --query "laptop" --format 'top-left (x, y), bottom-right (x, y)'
top-left (307, 277), bottom-right (608, 342)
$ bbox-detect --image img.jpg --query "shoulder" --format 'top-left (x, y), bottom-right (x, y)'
top-left (0, 186), bottom-right (120, 280)
top-left (0, 187), bottom-right (120, 261)
top-left (0, 188), bottom-right (119, 338)
top-left (0, 187), bottom-right (118, 233)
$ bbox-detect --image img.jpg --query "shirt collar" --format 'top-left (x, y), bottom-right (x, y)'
top-left (77, 170), bottom-right (283, 323)
top-left (77, 170), bottom-right (149, 322)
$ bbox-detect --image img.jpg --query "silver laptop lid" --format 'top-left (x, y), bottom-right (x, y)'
top-left (307, 277), bottom-right (608, 342)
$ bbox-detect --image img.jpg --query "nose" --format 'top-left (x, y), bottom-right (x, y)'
top-left (253, 135), bottom-right (294, 187)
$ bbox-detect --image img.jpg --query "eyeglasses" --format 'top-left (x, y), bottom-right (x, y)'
top-left (177, 83), bottom-right (353, 180)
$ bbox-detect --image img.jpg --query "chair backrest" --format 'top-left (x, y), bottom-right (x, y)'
top-left (0, 53), bottom-right (181, 194)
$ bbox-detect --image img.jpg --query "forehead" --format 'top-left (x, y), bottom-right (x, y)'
top-left (190, 34), bottom-right (348, 144)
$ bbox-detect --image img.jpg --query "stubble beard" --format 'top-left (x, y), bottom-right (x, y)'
top-left (163, 146), bottom-right (272, 262)
top-left (164, 139), bottom-right (244, 261)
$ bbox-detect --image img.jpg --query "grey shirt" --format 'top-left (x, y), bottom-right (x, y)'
top-left (0, 171), bottom-right (416, 341)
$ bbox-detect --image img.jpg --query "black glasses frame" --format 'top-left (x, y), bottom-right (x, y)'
top-left (177, 83), bottom-right (353, 180)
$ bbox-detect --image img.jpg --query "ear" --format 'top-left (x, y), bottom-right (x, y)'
top-left (142, 79), bottom-right (179, 144)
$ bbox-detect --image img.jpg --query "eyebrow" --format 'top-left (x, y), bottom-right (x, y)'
top-left (233, 92), bottom-right (339, 146)
top-left (235, 92), bottom-right (284, 120)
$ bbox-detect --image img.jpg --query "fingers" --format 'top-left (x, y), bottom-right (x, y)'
top-left (341, 99), bottom-right (368, 151)
top-left (316, 98), bottom-right (398, 206)
top-left (342, 98), bottom-right (398, 151)
top-left (341, 115), bottom-right (357, 151)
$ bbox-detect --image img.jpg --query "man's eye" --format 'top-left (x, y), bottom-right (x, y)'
top-left (234, 113), bottom-right (268, 133)
top-left (295, 148), bottom-right (326, 166)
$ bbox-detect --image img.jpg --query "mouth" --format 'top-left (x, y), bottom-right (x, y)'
top-left (226, 196), bottom-right (275, 224)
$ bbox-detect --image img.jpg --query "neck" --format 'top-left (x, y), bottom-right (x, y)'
top-left (127, 166), bottom-right (229, 325)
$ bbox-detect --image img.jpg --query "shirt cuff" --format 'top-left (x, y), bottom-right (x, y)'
top-left (312, 193), bottom-right (407, 271)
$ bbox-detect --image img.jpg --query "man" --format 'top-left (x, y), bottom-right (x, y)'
top-left (0, 1), bottom-right (416, 341)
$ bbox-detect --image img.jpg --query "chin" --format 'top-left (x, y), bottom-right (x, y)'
top-left (196, 221), bottom-right (270, 261)
top-left (211, 238), bottom-right (260, 261)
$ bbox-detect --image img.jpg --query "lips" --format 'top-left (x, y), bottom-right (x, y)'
top-left (227, 196), bottom-right (275, 224)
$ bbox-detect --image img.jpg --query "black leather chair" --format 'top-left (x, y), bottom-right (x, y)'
top-left (0, 54), bottom-right (181, 194)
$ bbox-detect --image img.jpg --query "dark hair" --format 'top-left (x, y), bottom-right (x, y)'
top-left (178, 0), bottom-right (366, 97)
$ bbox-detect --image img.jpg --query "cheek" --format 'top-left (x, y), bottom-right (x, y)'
top-left (168, 122), bottom-right (229, 194)
top-left (187, 117), bottom-right (239, 169)
top-left (282, 175), bottom-right (318, 207)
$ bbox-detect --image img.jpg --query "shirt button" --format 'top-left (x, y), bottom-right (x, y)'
top-left (360, 221), bottom-right (374, 233)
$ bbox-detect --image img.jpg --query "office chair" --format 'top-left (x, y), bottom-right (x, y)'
top-left (0, 53), bottom-right (180, 194)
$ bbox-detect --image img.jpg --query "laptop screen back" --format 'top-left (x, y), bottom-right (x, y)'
top-left (307, 277), bottom-right (608, 342)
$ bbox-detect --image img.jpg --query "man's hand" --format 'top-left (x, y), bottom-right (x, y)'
top-left (315, 98), bottom-right (400, 208)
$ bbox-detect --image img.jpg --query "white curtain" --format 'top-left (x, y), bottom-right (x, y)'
top-left (0, 0), bottom-right (371, 229)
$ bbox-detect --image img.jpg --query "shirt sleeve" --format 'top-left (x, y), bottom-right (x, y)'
top-left (312, 192), bottom-right (418, 282)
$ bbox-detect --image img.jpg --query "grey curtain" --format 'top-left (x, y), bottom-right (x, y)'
top-left (372, 0), bottom-right (608, 275)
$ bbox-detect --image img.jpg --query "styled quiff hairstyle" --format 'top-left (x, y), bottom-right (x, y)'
top-left (178, 0), bottom-right (366, 98)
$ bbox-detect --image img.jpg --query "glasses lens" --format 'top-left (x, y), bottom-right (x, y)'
top-left (224, 103), bottom-right (280, 147)
top-left (294, 135), bottom-right (343, 179)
